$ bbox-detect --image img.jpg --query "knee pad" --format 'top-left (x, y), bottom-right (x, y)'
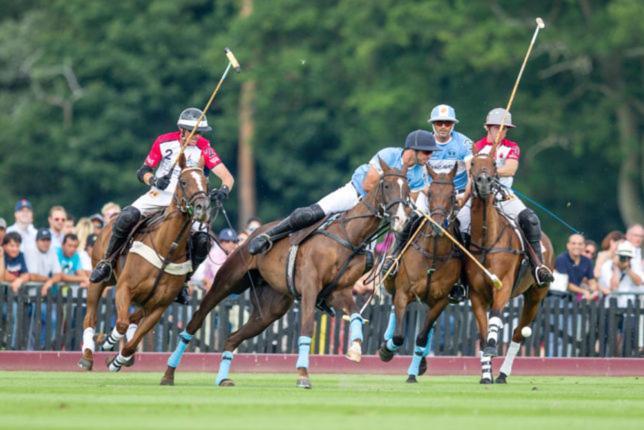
top-left (114, 206), bottom-right (141, 236)
top-left (190, 232), bottom-right (211, 263)
top-left (518, 209), bottom-right (540, 230)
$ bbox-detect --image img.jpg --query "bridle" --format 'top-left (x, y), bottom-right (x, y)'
top-left (360, 172), bottom-right (412, 221)
top-left (426, 177), bottom-right (457, 228)
top-left (471, 153), bottom-right (500, 199)
top-left (173, 167), bottom-right (210, 218)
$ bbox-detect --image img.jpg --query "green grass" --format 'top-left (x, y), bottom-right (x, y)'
top-left (1, 372), bottom-right (643, 430)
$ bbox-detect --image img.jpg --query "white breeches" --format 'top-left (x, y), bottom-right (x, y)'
top-left (458, 192), bottom-right (527, 234)
top-left (132, 189), bottom-right (207, 232)
top-left (316, 182), bottom-right (361, 215)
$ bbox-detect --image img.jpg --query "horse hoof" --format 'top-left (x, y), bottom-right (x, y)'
top-left (160, 377), bottom-right (174, 386)
top-left (345, 343), bottom-right (362, 363)
top-left (480, 377), bottom-right (493, 385)
top-left (296, 377), bottom-right (312, 389)
top-left (378, 345), bottom-right (394, 362)
top-left (482, 346), bottom-right (497, 357)
top-left (218, 379), bottom-right (235, 387)
top-left (495, 373), bottom-right (507, 384)
top-left (123, 355), bottom-right (135, 367)
top-left (418, 357), bottom-right (428, 376)
top-left (105, 355), bottom-right (121, 372)
top-left (78, 357), bottom-right (93, 371)
top-left (406, 375), bottom-right (418, 384)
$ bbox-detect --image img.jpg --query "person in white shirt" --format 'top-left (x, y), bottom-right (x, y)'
top-left (625, 224), bottom-right (643, 274)
top-left (7, 199), bottom-right (37, 252)
top-left (599, 241), bottom-right (643, 307)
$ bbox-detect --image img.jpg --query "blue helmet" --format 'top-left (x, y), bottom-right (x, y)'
top-left (404, 130), bottom-right (439, 152)
top-left (428, 104), bottom-right (459, 124)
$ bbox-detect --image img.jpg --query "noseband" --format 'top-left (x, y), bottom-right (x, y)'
top-left (376, 173), bottom-right (411, 219)
top-left (426, 178), bottom-right (457, 235)
top-left (471, 153), bottom-right (499, 198)
top-left (174, 167), bottom-right (209, 217)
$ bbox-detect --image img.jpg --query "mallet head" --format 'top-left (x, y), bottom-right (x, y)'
top-left (224, 47), bottom-right (241, 72)
top-left (536, 17), bottom-right (545, 29)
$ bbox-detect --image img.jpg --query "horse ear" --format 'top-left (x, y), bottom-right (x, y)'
top-left (378, 157), bottom-right (391, 175)
top-left (449, 162), bottom-right (458, 179)
top-left (425, 163), bottom-right (438, 180)
top-left (199, 155), bottom-right (205, 169)
top-left (178, 153), bottom-right (186, 169)
top-left (401, 163), bottom-right (408, 176)
top-left (472, 143), bottom-right (479, 156)
top-left (490, 143), bottom-right (497, 160)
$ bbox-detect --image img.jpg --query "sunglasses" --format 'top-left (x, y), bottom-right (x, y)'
top-left (618, 256), bottom-right (632, 262)
top-left (52, 217), bottom-right (66, 222)
top-left (433, 121), bottom-right (454, 127)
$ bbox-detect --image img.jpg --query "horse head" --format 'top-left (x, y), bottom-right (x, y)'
top-left (425, 163), bottom-right (457, 232)
top-left (375, 158), bottom-right (411, 232)
top-left (470, 144), bottom-right (497, 200)
top-left (175, 154), bottom-right (210, 223)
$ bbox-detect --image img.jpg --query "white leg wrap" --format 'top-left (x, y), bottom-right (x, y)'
top-left (82, 327), bottom-right (96, 353)
top-left (102, 327), bottom-right (124, 351)
top-left (108, 352), bottom-right (133, 372)
top-left (500, 341), bottom-right (521, 376)
top-left (126, 323), bottom-right (138, 342)
top-left (480, 351), bottom-right (492, 380)
top-left (487, 316), bottom-right (503, 344)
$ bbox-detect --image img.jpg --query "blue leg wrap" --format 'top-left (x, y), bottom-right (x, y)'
top-left (384, 307), bottom-right (396, 341)
top-left (349, 313), bottom-right (364, 342)
top-left (167, 330), bottom-right (193, 368)
top-left (407, 345), bottom-right (425, 376)
top-left (386, 338), bottom-right (399, 353)
top-left (423, 328), bottom-right (434, 357)
top-left (215, 351), bottom-right (234, 385)
top-left (295, 336), bottom-right (312, 369)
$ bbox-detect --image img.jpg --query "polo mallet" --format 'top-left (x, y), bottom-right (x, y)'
top-left (170, 48), bottom-right (241, 171)
top-left (493, 18), bottom-right (545, 147)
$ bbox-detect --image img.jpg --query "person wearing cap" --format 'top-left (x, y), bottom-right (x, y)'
top-left (426, 104), bottom-right (473, 194)
top-left (89, 108), bottom-right (235, 305)
top-left (0, 218), bottom-right (6, 279)
top-left (24, 228), bottom-right (63, 296)
top-left (248, 130), bottom-right (438, 257)
top-left (458, 108), bottom-right (554, 285)
top-left (90, 214), bottom-right (105, 236)
top-left (7, 199), bottom-right (37, 252)
top-left (190, 228), bottom-right (239, 291)
top-left (599, 241), bottom-right (643, 307)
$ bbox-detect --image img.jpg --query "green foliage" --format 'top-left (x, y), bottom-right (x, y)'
top-left (0, 0), bottom-right (641, 251)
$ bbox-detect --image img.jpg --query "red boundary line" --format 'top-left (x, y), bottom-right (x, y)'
top-left (0, 352), bottom-right (642, 376)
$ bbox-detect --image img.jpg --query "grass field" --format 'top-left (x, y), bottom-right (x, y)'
top-left (1, 372), bottom-right (643, 430)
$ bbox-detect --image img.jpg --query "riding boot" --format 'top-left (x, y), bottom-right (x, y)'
top-left (90, 206), bottom-right (141, 283)
top-left (518, 209), bottom-right (554, 285)
top-left (381, 213), bottom-right (420, 277)
top-left (176, 232), bottom-right (211, 305)
top-left (448, 233), bottom-right (471, 303)
top-left (248, 204), bottom-right (325, 255)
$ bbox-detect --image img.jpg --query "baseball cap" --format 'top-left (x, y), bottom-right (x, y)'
top-left (36, 228), bottom-right (52, 241)
top-left (218, 228), bottom-right (239, 243)
top-left (0, 217), bottom-right (6, 229)
top-left (616, 241), bottom-right (634, 258)
top-left (90, 213), bottom-right (105, 227)
top-left (15, 198), bottom-right (32, 211)
top-left (86, 234), bottom-right (98, 247)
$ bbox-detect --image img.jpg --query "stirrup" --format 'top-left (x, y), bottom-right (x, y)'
top-left (534, 265), bottom-right (554, 286)
top-left (381, 256), bottom-right (399, 278)
top-left (89, 259), bottom-right (113, 283)
top-left (249, 233), bottom-right (273, 255)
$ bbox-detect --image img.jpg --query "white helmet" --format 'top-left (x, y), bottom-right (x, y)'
top-left (428, 104), bottom-right (459, 123)
top-left (485, 108), bottom-right (515, 128)
top-left (616, 241), bottom-right (635, 258)
top-left (177, 107), bottom-right (212, 132)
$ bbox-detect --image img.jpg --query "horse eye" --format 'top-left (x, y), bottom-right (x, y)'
top-left (384, 184), bottom-right (390, 190)
top-left (181, 180), bottom-right (187, 186)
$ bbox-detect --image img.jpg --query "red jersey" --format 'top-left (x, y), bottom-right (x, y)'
top-left (473, 137), bottom-right (520, 188)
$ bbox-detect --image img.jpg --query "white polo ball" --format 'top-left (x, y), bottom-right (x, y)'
top-left (521, 326), bottom-right (532, 338)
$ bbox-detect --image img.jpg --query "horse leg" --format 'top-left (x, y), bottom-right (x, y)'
top-left (329, 289), bottom-right (363, 363)
top-left (78, 281), bottom-right (108, 370)
top-left (470, 290), bottom-right (492, 384)
top-left (496, 287), bottom-right (545, 383)
top-left (378, 291), bottom-right (408, 362)
top-left (105, 283), bottom-right (132, 371)
top-left (160, 268), bottom-right (248, 385)
top-left (406, 297), bottom-right (449, 383)
top-left (483, 277), bottom-right (512, 358)
top-left (107, 306), bottom-right (165, 372)
top-left (295, 285), bottom-right (319, 389)
top-left (215, 288), bottom-right (292, 387)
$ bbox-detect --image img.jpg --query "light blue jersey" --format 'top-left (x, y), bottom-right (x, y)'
top-left (351, 147), bottom-right (428, 197)
top-left (427, 131), bottom-right (472, 192)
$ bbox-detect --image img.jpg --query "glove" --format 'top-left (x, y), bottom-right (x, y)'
top-left (150, 174), bottom-right (171, 190)
top-left (210, 185), bottom-right (230, 203)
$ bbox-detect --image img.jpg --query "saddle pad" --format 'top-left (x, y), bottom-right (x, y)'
top-left (129, 241), bottom-right (192, 275)
top-left (289, 214), bottom-right (339, 246)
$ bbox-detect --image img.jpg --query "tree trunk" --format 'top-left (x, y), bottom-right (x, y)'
top-left (615, 103), bottom-right (644, 226)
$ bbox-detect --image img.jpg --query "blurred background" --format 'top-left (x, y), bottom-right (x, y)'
top-left (0, 0), bottom-right (641, 250)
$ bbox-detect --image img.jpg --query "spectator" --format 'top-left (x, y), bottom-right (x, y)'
top-left (625, 224), bottom-right (643, 273)
top-left (7, 199), bottom-right (37, 252)
top-left (594, 230), bottom-right (624, 278)
top-left (554, 233), bottom-right (601, 301)
top-left (90, 213), bottom-right (105, 236)
top-left (599, 241), bottom-right (643, 307)
top-left (24, 228), bottom-right (63, 296)
top-left (190, 228), bottom-right (239, 291)
top-left (56, 233), bottom-right (90, 289)
top-left (0, 218), bottom-right (7, 280)
top-left (244, 217), bottom-right (262, 236)
top-left (2, 232), bottom-right (31, 293)
top-left (101, 202), bottom-right (121, 222)
top-left (583, 239), bottom-right (598, 263)
top-left (79, 233), bottom-right (97, 272)
top-left (0, 217), bottom-right (7, 243)
top-left (75, 217), bottom-right (93, 250)
top-left (47, 206), bottom-right (67, 249)
top-left (62, 216), bottom-right (76, 236)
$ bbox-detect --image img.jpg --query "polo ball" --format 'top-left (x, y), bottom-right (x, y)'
top-left (521, 326), bottom-right (532, 338)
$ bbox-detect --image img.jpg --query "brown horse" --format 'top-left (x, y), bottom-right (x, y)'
top-left (78, 154), bottom-right (210, 371)
top-left (378, 164), bottom-right (462, 382)
top-left (160, 160), bottom-right (412, 388)
top-left (467, 148), bottom-right (553, 384)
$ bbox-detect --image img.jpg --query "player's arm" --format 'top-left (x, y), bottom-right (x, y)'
top-left (497, 159), bottom-right (518, 177)
top-left (361, 165), bottom-right (381, 193)
top-left (211, 163), bottom-right (234, 191)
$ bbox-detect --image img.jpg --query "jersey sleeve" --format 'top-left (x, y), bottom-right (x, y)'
top-left (144, 136), bottom-right (163, 168)
top-left (199, 139), bottom-right (222, 170)
top-left (505, 141), bottom-right (520, 161)
top-left (369, 148), bottom-right (399, 173)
